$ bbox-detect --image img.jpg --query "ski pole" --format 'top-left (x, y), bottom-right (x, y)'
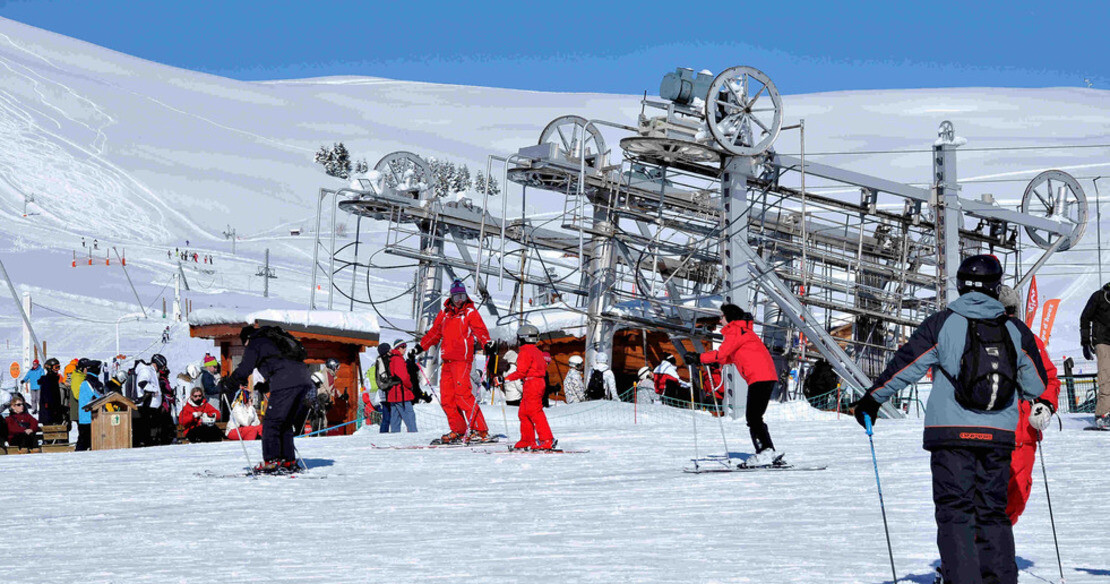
top-left (686, 365), bottom-right (700, 470)
top-left (865, 414), bottom-right (898, 584)
top-left (222, 392), bottom-right (252, 471)
top-left (1037, 439), bottom-right (1064, 584)
top-left (701, 364), bottom-right (732, 465)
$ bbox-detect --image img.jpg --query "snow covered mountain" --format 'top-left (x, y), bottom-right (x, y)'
top-left (0, 16), bottom-right (1107, 374)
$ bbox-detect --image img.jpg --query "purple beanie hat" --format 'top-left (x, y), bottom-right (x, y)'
top-left (450, 279), bottom-right (466, 295)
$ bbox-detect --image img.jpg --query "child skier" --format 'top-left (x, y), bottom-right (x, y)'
top-left (505, 324), bottom-right (555, 450)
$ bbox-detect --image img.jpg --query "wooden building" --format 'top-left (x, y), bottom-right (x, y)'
top-left (85, 393), bottom-right (136, 451)
top-left (188, 309), bottom-right (379, 436)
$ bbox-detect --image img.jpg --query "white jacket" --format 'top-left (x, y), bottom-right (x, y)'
top-left (562, 369), bottom-right (585, 403)
top-left (653, 361), bottom-right (690, 389)
top-left (135, 363), bottom-right (161, 409)
top-left (636, 379), bottom-right (658, 404)
top-left (501, 350), bottom-right (523, 402)
top-left (226, 401), bottom-right (261, 434)
top-left (593, 362), bottom-right (619, 400)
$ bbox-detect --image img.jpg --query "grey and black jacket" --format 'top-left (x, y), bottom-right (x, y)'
top-left (865, 292), bottom-right (1047, 451)
top-left (1079, 283), bottom-right (1110, 347)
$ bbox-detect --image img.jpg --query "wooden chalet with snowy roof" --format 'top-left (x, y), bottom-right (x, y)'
top-left (188, 309), bottom-right (380, 435)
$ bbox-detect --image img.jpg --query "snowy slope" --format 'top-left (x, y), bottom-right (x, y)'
top-left (0, 402), bottom-right (1104, 584)
top-left (0, 15), bottom-right (1108, 374)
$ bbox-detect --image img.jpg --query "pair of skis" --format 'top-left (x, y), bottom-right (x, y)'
top-left (684, 454), bottom-right (826, 474)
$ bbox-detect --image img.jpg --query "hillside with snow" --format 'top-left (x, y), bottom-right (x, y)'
top-left (0, 15), bottom-right (1108, 373)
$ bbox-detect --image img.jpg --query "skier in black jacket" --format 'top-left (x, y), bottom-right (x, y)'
top-left (223, 325), bottom-right (313, 473)
top-left (1079, 283), bottom-right (1110, 428)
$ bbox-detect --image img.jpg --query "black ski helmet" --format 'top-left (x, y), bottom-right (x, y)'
top-left (239, 325), bottom-right (257, 344)
top-left (377, 343), bottom-right (391, 357)
top-left (86, 359), bottom-right (103, 376)
top-left (151, 353), bottom-right (168, 372)
top-left (956, 254), bottom-right (1004, 298)
top-left (325, 358), bottom-right (340, 372)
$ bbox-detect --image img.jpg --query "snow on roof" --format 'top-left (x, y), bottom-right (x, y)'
top-left (490, 307), bottom-right (588, 341)
top-left (189, 308), bottom-right (380, 336)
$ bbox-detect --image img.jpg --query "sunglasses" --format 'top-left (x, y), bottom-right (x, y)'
top-left (11, 402), bottom-right (24, 408)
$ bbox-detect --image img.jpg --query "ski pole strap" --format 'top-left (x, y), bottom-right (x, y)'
top-left (300, 418), bottom-right (359, 438)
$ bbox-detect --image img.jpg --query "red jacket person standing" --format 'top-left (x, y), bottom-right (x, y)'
top-left (505, 324), bottom-right (555, 450)
top-left (415, 279), bottom-right (494, 444)
top-left (690, 304), bottom-right (780, 466)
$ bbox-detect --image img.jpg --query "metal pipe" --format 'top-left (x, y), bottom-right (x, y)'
top-left (349, 215), bottom-right (362, 311)
top-left (114, 247), bottom-right (147, 318)
top-left (309, 187), bottom-right (327, 309)
top-left (1017, 236), bottom-right (1066, 290)
top-left (0, 257), bottom-right (45, 357)
top-left (1095, 177), bottom-right (1103, 285)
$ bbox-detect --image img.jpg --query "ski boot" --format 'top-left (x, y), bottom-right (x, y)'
top-left (511, 440), bottom-right (537, 451)
top-left (466, 430), bottom-right (497, 444)
top-left (534, 439), bottom-right (558, 451)
top-left (431, 431), bottom-right (465, 445)
top-left (277, 460), bottom-right (300, 475)
top-left (252, 460), bottom-right (283, 475)
top-left (741, 448), bottom-right (779, 468)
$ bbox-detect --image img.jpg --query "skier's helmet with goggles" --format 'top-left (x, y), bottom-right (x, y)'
top-left (956, 254), bottom-right (1004, 298)
top-left (516, 323), bottom-right (540, 345)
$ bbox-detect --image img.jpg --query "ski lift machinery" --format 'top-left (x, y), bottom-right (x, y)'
top-left (499, 65), bottom-right (1086, 419)
top-left (315, 66), bottom-right (1086, 420)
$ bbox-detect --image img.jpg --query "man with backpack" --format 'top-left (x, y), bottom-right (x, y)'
top-left (851, 255), bottom-right (1051, 584)
top-left (223, 324), bottom-right (313, 474)
top-left (1079, 281), bottom-right (1110, 429)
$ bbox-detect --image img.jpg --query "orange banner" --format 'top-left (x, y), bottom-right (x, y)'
top-left (1024, 276), bottom-right (1038, 328)
top-left (1039, 299), bottom-right (1060, 345)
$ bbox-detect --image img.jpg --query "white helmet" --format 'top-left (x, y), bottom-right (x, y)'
top-left (568, 355), bottom-right (584, 368)
top-left (312, 371), bottom-right (327, 386)
top-left (595, 353), bottom-right (609, 365)
top-left (186, 363), bottom-right (201, 379)
top-left (638, 366), bottom-right (651, 380)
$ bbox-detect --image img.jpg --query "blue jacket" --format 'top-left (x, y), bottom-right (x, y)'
top-left (78, 377), bottom-right (104, 425)
top-left (866, 292), bottom-right (1047, 450)
top-left (21, 366), bottom-right (44, 390)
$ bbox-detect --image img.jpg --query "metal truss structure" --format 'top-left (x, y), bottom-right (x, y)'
top-left (313, 65), bottom-right (1088, 419)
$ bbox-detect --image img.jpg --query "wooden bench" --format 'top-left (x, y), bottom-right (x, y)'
top-left (176, 421), bottom-right (228, 443)
top-left (41, 423), bottom-right (74, 453)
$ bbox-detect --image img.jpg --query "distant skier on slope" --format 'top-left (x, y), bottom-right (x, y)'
top-left (505, 324), bottom-right (555, 450)
top-left (222, 325), bottom-right (313, 474)
top-left (411, 279), bottom-right (495, 444)
top-left (851, 255), bottom-right (1050, 584)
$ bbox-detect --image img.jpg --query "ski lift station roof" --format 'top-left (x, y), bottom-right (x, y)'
top-left (188, 308), bottom-right (380, 346)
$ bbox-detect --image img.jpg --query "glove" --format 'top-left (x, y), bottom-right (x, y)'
top-left (1028, 399), bottom-right (1054, 431)
top-left (408, 344), bottom-right (424, 359)
top-left (193, 412), bottom-right (202, 418)
top-left (1083, 343), bottom-right (1094, 361)
top-left (851, 393), bottom-right (882, 429)
top-left (484, 341), bottom-right (496, 356)
top-left (683, 351), bottom-right (700, 364)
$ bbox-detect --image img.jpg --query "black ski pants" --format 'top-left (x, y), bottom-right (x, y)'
top-left (263, 384), bottom-right (311, 463)
top-left (932, 446), bottom-right (1016, 584)
top-left (746, 380), bottom-right (775, 453)
top-left (185, 424), bottom-right (224, 443)
top-left (76, 423), bottom-right (91, 451)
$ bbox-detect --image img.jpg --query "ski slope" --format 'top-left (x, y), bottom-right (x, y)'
top-left (0, 16), bottom-right (1109, 365)
top-left (0, 402), bottom-right (1104, 584)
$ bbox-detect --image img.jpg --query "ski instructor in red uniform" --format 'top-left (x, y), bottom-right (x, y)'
top-left (413, 279), bottom-right (495, 444)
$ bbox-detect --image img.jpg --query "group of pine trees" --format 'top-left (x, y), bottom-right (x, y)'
top-left (315, 142), bottom-right (499, 198)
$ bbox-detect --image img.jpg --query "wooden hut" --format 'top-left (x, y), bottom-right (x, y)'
top-left (85, 393), bottom-right (136, 450)
top-left (188, 309), bottom-right (379, 435)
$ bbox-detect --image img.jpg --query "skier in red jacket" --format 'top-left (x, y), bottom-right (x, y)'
top-left (505, 324), bottom-right (555, 450)
top-left (689, 304), bottom-right (781, 466)
top-left (998, 286), bottom-right (1060, 524)
top-left (414, 279), bottom-right (494, 444)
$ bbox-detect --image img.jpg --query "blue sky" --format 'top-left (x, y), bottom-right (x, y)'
top-left (1, 1), bottom-right (1105, 94)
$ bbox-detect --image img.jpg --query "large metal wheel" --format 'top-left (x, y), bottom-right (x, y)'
top-left (1020, 170), bottom-right (1088, 251)
top-left (375, 151), bottom-right (433, 199)
top-left (539, 115), bottom-right (607, 172)
top-left (620, 136), bottom-right (720, 167)
top-left (705, 66), bottom-right (782, 156)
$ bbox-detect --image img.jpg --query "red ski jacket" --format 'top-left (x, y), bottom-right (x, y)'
top-left (420, 298), bottom-right (490, 362)
top-left (387, 349), bottom-right (414, 403)
top-left (1016, 335), bottom-right (1061, 446)
top-left (6, 410), bottom-right (39, 441)
top-left (700, 320), bottom-right (777, 385)
top-left (179, 400), bottom-right (220, 433)
top-left (505, 344), bottom-right (547, 388)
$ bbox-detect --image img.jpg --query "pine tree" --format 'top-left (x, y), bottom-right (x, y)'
top-left (314, 143), bottom-right (353, 180)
